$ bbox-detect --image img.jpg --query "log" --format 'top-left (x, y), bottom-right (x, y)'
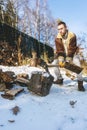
top-left (0, 83), bottom-right (6, 91)
top-left (5, 88), bottom-right (24, 96)
top-left (1, 88), bottom-right (24, 100)
top-left (0, 70), bottom-right (16, 89)
top-left (28, 72), bottom-right (54, 96)
top-left (0, 41), bottom-right (18, 66)
top-left (15, 77), bottom-right (30, 85)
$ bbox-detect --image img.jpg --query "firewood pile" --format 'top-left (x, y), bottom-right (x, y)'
top-left (0, 69), bottom-right (16, 91)
top-left (0, 68), bottom-right (54, 99)
top-left (0, 69), bottom-right (24, 99)
top-left (0, 41), bottom-right (18, 66)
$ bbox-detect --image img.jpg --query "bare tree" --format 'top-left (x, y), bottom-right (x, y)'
top-left (0, 0), bottom-right (6, 22)
top-left (1, 0), bottom-right (57, 46)
top-left (0, 0), bottom-right (17, 27)
top-left (77, 33), bottom-right (87, 62)
top-left (31, 0), bottom-right (57, 45)
top-left (14, 0), bottom-right (57, 45)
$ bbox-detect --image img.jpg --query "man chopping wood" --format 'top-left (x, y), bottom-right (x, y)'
top-left (53, 19), bottom-right (85, 91)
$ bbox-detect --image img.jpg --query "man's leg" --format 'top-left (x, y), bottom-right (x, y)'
top-left (73, 55), bottom-right (85, 91)
top-left (48, 58), bottom-right (63, 85)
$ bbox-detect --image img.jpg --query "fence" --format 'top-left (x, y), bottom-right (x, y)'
top-left (0, 22), bottom-right (54, 59)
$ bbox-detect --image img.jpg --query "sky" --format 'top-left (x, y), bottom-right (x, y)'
top-left (0, 65), bottom-right (87, 130)
top-left (47, 0), bottom-right (87, 35)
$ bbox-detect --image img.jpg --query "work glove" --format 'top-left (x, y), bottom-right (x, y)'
top-left (66, 57), bottom-right (73, 63)
top-left (58, 56), bottom-right (65, 68)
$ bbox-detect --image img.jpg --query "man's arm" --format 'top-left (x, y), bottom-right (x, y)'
top-left (68, 35), bottom-right (78, 57)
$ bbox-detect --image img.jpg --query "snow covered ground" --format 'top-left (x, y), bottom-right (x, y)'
top-left (0, 65), bottom-right (87, 130)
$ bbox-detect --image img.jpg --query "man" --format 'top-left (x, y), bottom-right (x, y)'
top-left (54, 20), bottom-right (85, 91)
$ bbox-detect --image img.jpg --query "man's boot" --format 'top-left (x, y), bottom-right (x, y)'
top-left (53, 78), bottom-right (63, 85)
top-left (78, 80), bottom-right (85, 91)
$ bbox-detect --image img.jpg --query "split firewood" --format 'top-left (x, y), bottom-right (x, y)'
top-left (17, 73), bottom-right (29, 79)
top-left (0, 41), bottom-right (18, 66)
top-left (1, 88), bottom-right (24, 100)
top-left (0, 71), bottom-right (16, 90)
top-left (0, 83), bottom-right (6, 91)
top-left (8, 120), bottom-right (15, 123)
top-left (69, 100), bottom-right (77, 108)
top-left (0, 71), bottom-right (14, 83)
top-left (15, 77), bottom-right (30, 86)
top-left (11, 106), bottom-right (20, 115)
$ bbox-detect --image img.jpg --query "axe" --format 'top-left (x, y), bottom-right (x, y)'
top-left (47, 61), bottom-right (83, 74)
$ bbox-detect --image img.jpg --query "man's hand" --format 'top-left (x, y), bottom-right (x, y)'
top-left (59, 57), bottom-right (73, 67)
top-left (58, 56), bottom-right (65, 68)
top-left (66, 57), bottom-right (73, 63)
top-left (58, 61), bottom-right (65, 67)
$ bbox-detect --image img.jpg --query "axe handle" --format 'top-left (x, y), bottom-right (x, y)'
top-left (47, 64), bottom-right (58, 67)
top-left (47, 62), bottom-right (83, 74)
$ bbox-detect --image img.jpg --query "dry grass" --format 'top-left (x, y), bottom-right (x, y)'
top-left (81, 61), bottom-right (87, 76)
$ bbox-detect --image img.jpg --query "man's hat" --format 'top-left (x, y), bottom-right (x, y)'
top-left (57, 18), bottom-right (66, 26)
top-left (57, 18), bottom-right (63, 24)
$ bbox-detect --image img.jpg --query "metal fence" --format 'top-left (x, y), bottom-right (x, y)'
top-left (0, 22), bottom-right (54, 58)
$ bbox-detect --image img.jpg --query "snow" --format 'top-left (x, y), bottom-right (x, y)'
top-left (0, 65), bottom-right (87, 130)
